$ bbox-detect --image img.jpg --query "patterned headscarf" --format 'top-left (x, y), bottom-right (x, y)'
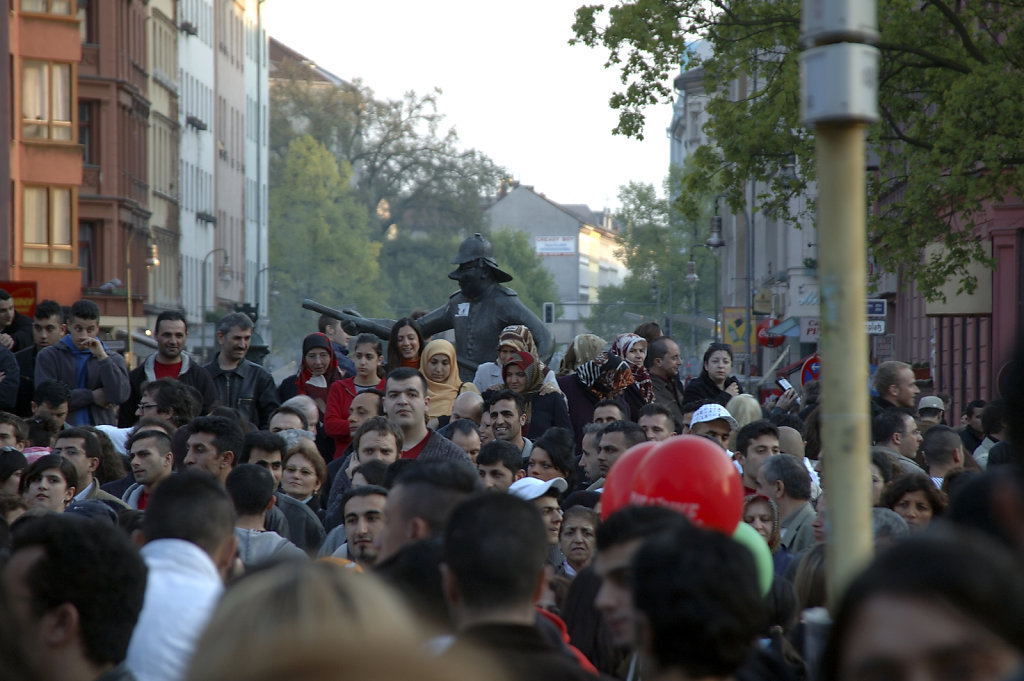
top-left (502, 350), bottom-right (544, 396)
top-left (610, 333), bottom-right (655, 404)
top-left (497, 325), bottom-right (547, 377)
top-left (575, 352), bottom-right (634, 400)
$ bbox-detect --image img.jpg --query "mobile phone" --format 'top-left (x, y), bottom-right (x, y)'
top-left (776, 377), bottom-right (800, 405)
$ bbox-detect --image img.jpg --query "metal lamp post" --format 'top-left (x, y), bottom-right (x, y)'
top-left (706, 205), bottom-right (726, 342)
top-left (201, 248), bottom-right (231, 362)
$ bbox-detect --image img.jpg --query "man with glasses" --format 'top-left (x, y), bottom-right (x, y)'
top-left (135, 378), bottom-right (199, 428)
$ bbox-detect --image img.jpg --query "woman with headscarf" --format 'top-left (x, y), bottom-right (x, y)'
top-left (493, 350), bottom-right (571, 438)
top-left (557, 334), bottom-right (606, 376)
top-left (473, 325), bottom-right (560, 394)
top-left (278, 333), bottom-right (349, 460)
top-left (743, 493), bottom-right (793, 576)
top-left (609, 333), bottom-right (655, 421)
top-left (421, 339), bottom-right (479, 430)
top-left (557, 352), bottom-right (634, 454)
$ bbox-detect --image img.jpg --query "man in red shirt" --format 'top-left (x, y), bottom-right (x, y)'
top-left (119, 311), bottom-right (217, 426)
top-left (383, 367), bottom-right (467, 462)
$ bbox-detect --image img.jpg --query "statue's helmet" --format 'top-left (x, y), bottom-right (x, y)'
top-left (449, 233), bottom-right (513, 283)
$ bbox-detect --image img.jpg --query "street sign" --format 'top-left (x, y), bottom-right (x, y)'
top-left (757, 319), bottom-right (785, 348)
top-left (867, 299), bottom-right (886, 317)
top-left (866, 320), bottom-right (885, 335)
top-left (800, 317), bottom-right (820, 343)
top-left (801, 354), bottom-right (822, 386)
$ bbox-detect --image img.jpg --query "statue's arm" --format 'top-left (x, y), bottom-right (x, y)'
top-left (415, 303), bottom-right (454, 337)
top-left (302, 299), bottom-right (392, 339)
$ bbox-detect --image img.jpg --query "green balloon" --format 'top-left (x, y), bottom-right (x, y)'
top-left (732, 521), bottom-right (774, 596)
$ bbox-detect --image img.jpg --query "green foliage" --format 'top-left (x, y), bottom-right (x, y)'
top-left (270, 64), bottom-right (505, 239)
top-left (268, 135), bottom-right (382, 351)
top-left (487, 229), bottom-right (561, 317)
top-left (376, 231), bottom-right (463, 317)
top-left (585, 176), bottom-right (718, 355)
top-left (571, 0), bottom-right (1023, 300)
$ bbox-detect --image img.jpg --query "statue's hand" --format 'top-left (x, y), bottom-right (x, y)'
top-left (342, 308), bottom-right (364, 319)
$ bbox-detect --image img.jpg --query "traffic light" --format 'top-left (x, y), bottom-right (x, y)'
top-left (543, 302), bottom-right (555, 324)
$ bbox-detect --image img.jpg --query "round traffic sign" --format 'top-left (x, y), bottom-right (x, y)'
top-left (801, 354), bottom-right (821, 386)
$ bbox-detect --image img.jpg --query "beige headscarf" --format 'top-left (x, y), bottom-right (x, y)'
top-left (420, 339), bottom-right (478, 418)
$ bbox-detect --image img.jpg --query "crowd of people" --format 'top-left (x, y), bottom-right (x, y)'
top-left (2, 284), bottom-right (1024, 681)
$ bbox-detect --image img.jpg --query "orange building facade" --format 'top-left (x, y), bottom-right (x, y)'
top-left (8, 2), bottom-right (83, 303)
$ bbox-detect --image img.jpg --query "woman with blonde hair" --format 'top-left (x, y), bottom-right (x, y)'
top-left (727, 393), bottom-right (763, 449)
top-left (185, 561), bottom-right (427, 681)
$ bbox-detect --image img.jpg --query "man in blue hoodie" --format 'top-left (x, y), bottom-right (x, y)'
top-left (35, 299), bottom-right (130, 426)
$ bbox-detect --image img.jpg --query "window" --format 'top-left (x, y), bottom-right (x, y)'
top-left (22, 60), bottom-right (73, 141)
top-left (78, 221), bottom-right (96, 285)
top-left (77, 0), bottom-right (95, 43)
top-left (79, 101), bottom-right (97, 164)
top-left (23, 186), bottom-right (74, 264)
top-left (22, 0), bottom-right (74, 15)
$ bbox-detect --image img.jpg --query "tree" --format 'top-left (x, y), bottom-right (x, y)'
top-left (487, 229), bottom-right (561, 318)
top-left (268, 135), bottom-right (382, 351)
top-left (376, 231), bottom-right (463, 317)
top-left (270, 62), bottom-right (506, 240)
top-left (585, 178), bottom-right (718, 356)
top-left (571, 0), bottom-right (1023, 299)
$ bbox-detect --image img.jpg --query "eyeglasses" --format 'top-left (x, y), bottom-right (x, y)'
top-left (137, 402), bottom-right (159, 412)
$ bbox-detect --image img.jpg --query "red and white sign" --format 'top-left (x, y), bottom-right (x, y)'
top-left (757, 318), bottom-right (784, 348)
top-left (801, 354), bottom-right (822, 386)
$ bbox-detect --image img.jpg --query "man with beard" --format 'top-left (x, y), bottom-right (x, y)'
top-left (204, 312), bottom-right (278, 429)
top-left (333, 485), bottom-right (388, 567)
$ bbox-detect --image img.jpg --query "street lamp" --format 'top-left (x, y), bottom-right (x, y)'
top-left (711, 193), bottom-right (753, 381)
top-left (124, 228), bottom-right (160, 367)
top-left (253, 265), bottom-right (279, 320)
top-left (706, 199), bottom-right (727, 342)
top-left (685, 260), bottom-right (700, 353)
top-left (201, 248), bottom-right (231, 362)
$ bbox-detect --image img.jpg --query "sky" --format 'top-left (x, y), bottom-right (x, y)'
top-left (263, 0), bottom-right (674, 213)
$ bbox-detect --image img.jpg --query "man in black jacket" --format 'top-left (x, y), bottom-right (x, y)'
top-left (0, 288), bottom-right (34, 352)
top-left (204, 312), bottom-right (278, 429)
top-left (442, 493), bottom-right (599, 681)
top-left (12, 299), bottom-right (64, 417)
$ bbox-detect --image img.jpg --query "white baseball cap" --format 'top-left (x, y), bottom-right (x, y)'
top-left (690, 403), bottom-right (739, 430)
top-left (508, 476), bottom-right (568, 500)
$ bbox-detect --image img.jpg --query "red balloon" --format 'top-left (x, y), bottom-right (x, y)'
top-left (629, 435), bottom-right (743, 533)
top-left (599, 441), bottom-right (658, 520)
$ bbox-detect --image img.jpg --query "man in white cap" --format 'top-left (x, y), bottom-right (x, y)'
top-left (916, 395), bottom-right (946, 434)
top-left (688, 403), bottom-right (738, 452)
top-left (508, 477), bottom-right (568, 563)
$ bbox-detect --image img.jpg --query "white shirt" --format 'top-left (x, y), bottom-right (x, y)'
top-left (126, 539), bottom-right (224, 681)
